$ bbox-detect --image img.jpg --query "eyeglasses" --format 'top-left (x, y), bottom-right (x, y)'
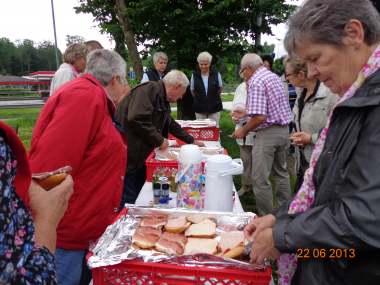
top-left (285, 73), bottom-right (295, 79)
top-left (239, 67), bottom-right (247, 76)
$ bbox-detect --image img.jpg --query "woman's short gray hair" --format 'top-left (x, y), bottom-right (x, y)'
top-left (163, 70), bottom-right (189, 88)
top-left (240, 53), bottom-right (263, 70)
top-left (85, 49), bottom-right (127, 86)
top-left (197, 51), bottom-right (212, 63)
top-left (153, 52), bottom-right (168, 64)
top-left (63, 43), bottom-right (88, 64)
top-left (284, 0), bottom-right (380, 55)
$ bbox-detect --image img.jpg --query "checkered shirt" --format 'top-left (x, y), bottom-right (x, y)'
top-left (246, 66), bottom-right (292, 131)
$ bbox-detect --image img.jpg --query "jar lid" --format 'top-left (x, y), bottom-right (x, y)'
top-left (206, 154), bottom-right (232, 172)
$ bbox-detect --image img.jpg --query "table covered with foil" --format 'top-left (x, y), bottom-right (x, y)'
top-left (88, 205), bottom-right (267, 271)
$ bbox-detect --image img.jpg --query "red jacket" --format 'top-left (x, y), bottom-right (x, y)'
top-left (29, 74), bottom-right (127, 250)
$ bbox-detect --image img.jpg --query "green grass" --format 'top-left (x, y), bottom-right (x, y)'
top-left (0, 107), bottom-right (41, 150)
top-left (221, 93), bottom-right (234, 102)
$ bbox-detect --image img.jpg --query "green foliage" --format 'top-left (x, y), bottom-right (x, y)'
top-left (74, 0), bottom-right (128, 60)
top-left (0, 37), bottom-right (62, 75)
top-left (75, 0), bottom-right (296, 72)
top-left (65, 35), bottom-right (85, 46)
top-left (273, 58), bottom-right (285, 75)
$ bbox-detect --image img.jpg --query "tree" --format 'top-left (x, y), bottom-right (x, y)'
top-left (74, 0), bottom-right (128, 59)
top-left (75, 0), bottom-right (296, 79)
top-left (0, 37), bottom-right (18, 75)
top-left (65, 35), bottom-right (85, 46)
top-left (0, 38), bottom-right (61, 75)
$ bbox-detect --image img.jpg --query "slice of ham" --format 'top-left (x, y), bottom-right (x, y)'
top-left (165, 216), bottom-right (190, 233)
top-left (132, 227), bottom-right (161, 249)
top-left (155, 238), bottom-right (185, 255)
top-left (155, 232), bottom-right (187, 255)
top-left (160, 232), bottom-right (187, 248)
top-left (140, 215), bottom-right (167, 229)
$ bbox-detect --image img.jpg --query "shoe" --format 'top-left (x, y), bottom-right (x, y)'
top-left (237, 186), bottom-right (251, 196)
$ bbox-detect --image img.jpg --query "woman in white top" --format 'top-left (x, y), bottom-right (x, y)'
top-left (190, 51), bottom-right (223, 127)
top-left (49, 43), bottom-right (88, 96)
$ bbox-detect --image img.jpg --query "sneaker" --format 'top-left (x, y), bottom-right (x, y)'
top-left (237, 186), bottom-right (251, 196)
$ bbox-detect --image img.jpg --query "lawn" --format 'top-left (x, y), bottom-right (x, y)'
top-left (0, 107), bottom-right (41, 149)
top-left (0, 106), bottom-right (296, 214)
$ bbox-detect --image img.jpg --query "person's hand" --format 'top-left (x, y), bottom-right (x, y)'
top-left (231, 109), bottom-right (246, 124)
top-left (159, 138), bottom-right (169, 150)
top-left (232, 127), bottom-right (247, 139)
top-left (29, 176), bottom-right (74, 228)
top-left (289, 132), bottom-right (312, 147)
top-left (193, 140), bottom-right (205, 147)
top-left (250, 228), bottom-right (281, 264)
top-left (244, 214), bottom-right (276, 241)
top-left (230, 111), bottom-right (239, 124)
top-left (232, 108), bottom-right (246, 120)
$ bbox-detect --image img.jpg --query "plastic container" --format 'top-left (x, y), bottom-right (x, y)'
top-left (145, 152), bottom-right (178, 182)
top-left (145, 148), bottom-right (228, 182)
top-left (204, 155), bottom-right (243, 212)
top-left (91, 259), bottom-right (272, 285)
top-left (169, 126), bottom-right (219, 145)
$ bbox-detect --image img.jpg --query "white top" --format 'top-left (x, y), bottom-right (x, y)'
top-left (190, 72), bottom-right (223, 95)
top-left (140, 72), bottom-right (164, 83)
top-left (232, 83), bottom-right (255, 146)
top-left (135, 182), bottom-right (244, 213)
top-left (49, 63), bottom-right (78, 96)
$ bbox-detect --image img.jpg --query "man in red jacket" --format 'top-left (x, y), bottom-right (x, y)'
top-left (29, 49), bottom-right (129, 285)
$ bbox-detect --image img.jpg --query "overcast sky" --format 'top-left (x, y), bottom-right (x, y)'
top-left (0, 0), bottom-right (303, 58)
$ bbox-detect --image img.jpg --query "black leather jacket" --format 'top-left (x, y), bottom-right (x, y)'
top-left (273, 69), bottom-right (380, 285)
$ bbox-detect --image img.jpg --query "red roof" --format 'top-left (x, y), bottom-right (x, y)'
top-left (29, 71), bottom-right (55, 75)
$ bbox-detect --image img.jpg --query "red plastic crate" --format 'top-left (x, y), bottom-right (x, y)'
top-left (145, 151), bottom-right (178, 182)
top-left (91, 259), bottom-right (272, 285)
top-left (170, 126), bottom-right (219, 142)
top-left (145, 149), bottom-right (228, 182)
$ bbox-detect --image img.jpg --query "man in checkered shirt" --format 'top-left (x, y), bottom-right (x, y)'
top-left (233, 53), bottom-right (292, 215)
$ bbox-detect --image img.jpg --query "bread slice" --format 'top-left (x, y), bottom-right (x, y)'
top-left (184, 238), bottom-right (218, 255)
top-left (186, 214), bottom-right (215, 224)
top-left (185, 219), bottom-right (216, 238)
top-left (218, 231), bottom-right (245, 259)
top-left (165, 216), bottom-right (191, 234)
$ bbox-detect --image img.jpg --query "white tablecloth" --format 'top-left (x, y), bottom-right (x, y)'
top-left (135, 140), bottom-right (244, 213)
top-left (135, 182), bottom-right (244, 213)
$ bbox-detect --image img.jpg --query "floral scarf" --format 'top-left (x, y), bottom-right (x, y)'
top-left (277, 44), bottom-right (380, 285)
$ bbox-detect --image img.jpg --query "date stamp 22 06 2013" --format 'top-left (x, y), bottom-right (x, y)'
top-left (296, 248), bottom-right (356, 259)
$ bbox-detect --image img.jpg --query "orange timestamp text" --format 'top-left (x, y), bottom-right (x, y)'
top-left (296, 248), bottom-right (356, 259)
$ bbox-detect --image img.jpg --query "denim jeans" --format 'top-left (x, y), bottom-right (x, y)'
top-left (55, 248), bottom-right (86, 285)
top-left (119, 166), bottom-right (146, 209)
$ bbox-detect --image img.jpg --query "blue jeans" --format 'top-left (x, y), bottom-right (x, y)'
top-left (119, 166), bottom-right (146, 209)
top-left (55, 248), bottom-right (86, 285)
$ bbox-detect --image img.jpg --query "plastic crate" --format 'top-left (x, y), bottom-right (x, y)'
top-left (145, 151), bottom-right (178, 182)
top-left (170, 126), bottom-right (219, 143)
top-left (145, 148), bottom-right (228, 182)
top-left (91, 259), bottom-right (272, 285)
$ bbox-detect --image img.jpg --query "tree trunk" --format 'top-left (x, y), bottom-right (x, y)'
top-left (115, 0), bottom-right (143, 80)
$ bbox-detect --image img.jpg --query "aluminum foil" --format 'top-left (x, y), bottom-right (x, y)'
top-left (154, 147), bottom-right (225, 161)
top-left (88, 205), bottom-right (266, 271)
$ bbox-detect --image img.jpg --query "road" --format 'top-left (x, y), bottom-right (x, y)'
top-left (0, 99), bottom-right (45, 109)
top-left (0, 99), bottom-right (233, 111)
